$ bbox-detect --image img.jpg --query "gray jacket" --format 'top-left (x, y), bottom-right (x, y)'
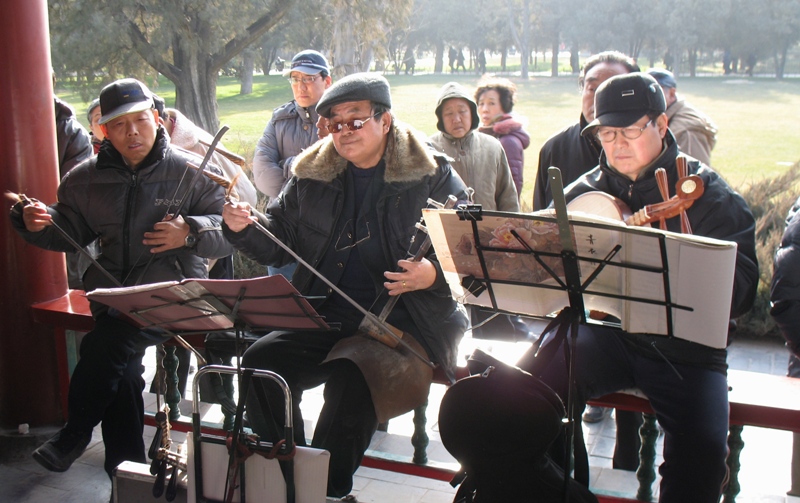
top-left (252, 100), bottom-right (320, 198)
top-left (429, 130), bottom-right (519, 212)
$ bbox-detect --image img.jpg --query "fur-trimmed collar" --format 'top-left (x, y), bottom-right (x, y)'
top-left (292, 119), bottom-right (440, 183)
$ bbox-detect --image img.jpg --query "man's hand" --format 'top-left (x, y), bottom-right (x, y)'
top-left (21, 201), bottom-right (52, 232)
top-left (384, 258), bottom-right (436, 296)
top-left (223, 200), bottom-right (257, 233)
top-left (143, 214), bottom-right (190, 253)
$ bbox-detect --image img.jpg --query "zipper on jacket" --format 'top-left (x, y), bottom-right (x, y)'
top-left (122, 172), bottom-right (138, 277)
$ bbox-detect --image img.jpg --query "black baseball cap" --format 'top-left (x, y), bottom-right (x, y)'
top-left (283, 50), bottom-right (330, 76)
top-left (98, 78), bottom-right (155, 125)
top-left (582, 72), bottom-right (666, 136)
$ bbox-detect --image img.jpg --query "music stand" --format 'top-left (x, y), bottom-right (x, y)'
top-left (88, 274), bottom-right (332, 503)
top-left (423, 167), bottom-right (738, 499)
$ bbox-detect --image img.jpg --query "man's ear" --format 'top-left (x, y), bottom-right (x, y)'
top-left (100, 124), bottom-right (108, 138)
top-left (656, 114), bottom-right (669, 138)
top-left (380, 111), bottom-right (392, 134)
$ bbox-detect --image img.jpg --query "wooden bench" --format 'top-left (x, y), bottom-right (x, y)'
top-left (30, 290), bottom-right (210, 431)
top-left (373, 361), bottom-right (800, 502)
top-left (31, 291), bottom-right (800, 502)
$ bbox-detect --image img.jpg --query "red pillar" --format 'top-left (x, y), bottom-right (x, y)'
top-left (0, 0), bottom-right (68, 426)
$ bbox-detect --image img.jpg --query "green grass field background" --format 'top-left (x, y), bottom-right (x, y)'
top-left (60, 73), bottom-right (800, 208)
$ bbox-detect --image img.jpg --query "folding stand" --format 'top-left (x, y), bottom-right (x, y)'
top-left (88, 275), bottom-right (333, 503)
top-left (423, 167), bottom-right (739, 501)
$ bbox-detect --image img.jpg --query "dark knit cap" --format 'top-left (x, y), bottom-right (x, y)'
top-left (315, 73), bottom-right (392, 118)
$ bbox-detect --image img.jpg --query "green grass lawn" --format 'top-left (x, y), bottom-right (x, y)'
top-left (60, 73), bottom-right (800, 208)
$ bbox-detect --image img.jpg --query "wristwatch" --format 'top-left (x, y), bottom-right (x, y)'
top-left (184, 231), bottom-right (198, 249)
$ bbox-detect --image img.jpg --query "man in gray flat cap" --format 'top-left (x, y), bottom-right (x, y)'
top-left (222, 73), bottom-right (468, 500)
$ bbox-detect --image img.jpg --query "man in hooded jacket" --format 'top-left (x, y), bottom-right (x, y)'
top-left (429, 82), bottom-right (518, 212)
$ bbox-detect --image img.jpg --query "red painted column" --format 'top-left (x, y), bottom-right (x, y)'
top-left (0, 0), bottom-right (68, 426)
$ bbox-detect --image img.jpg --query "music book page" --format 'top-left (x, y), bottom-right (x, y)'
top-left (87, 276), bottom-right (328, 332)
top-left (423, 208), bottom-right (737, 348)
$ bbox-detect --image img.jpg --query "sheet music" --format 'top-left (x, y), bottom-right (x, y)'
top-left (424, 208), bottom-right (737, 348)
top-left (87, 276), bottom-right (329, 332)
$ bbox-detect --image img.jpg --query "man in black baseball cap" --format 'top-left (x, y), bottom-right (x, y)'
top-left (14, 76), bottom-right (232, 483)
top-left (520, 71), bottom-right (758, 503)
top-left (98, 78), bottom-right (155, 125)
top-left (580, 72), bottom-right (667, 180)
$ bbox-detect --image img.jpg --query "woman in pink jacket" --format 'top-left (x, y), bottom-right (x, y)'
top-left (476, 77), bottom-right (530, 197)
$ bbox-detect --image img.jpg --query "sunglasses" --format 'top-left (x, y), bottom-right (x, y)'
top-left (325, 113), bottom-right (381, 134)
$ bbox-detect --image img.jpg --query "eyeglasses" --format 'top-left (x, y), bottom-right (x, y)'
top-left (325, 113), bottom-right (380, 134)
top-left (596, 119), bottom-right (654, 143)
top-left (287, 75), bottom-right (321, 86)
top-left (334, 218), bottom-right (371, 251)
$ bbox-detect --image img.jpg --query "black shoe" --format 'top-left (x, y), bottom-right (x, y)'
top-left (326, 496), bottom-right (358, 502)
top-left (32, 428), bottom-right (92, 472)
top-left (582, 405), bottom-right (611, 424)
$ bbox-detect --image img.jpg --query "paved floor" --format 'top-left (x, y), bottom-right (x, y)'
top-left (1, 334), bottom-right (798, 502)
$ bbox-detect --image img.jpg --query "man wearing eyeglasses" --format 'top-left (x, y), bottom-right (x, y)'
top-left (253, 49), bottom-right (332, 279)
top-left (222, 73), bottom-right (469, 500)
top-left (523, 72), bottom-right (758, 503)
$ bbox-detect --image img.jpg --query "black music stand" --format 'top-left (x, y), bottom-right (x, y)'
top-left (88, 275), bottom-right (332, 503)
top-left (423, 167), bottom-right (738, 499)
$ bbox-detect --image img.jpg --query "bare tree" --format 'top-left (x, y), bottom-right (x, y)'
top-left (50, 0), bottom-right (294, 132)
top-left (506, 0), bottom-right (533, 78)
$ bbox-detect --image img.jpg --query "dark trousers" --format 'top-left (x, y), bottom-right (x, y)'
top-left (241, 326), bottom-right (378, 498)
top-left (66, 314), bottom-right (170, 477)
top-left (525, 324), bottom-right (730, 503)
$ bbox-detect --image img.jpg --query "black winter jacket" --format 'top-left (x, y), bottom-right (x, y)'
top-left (771, 196), bottom-right (800, 358)
top-left (224, 120), bottom-right (470, 378)
top-left (563, 132), bottom-right (758, 371)
top-left (54, 97), bottom-right (93, 178)
top-left (12, 128), bottom-right (232, 315)
top-left (533, 115), bottom-right (603, 210)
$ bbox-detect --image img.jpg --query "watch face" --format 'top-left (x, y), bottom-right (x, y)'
top-left (185, 234), bottom-right (197, 247)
